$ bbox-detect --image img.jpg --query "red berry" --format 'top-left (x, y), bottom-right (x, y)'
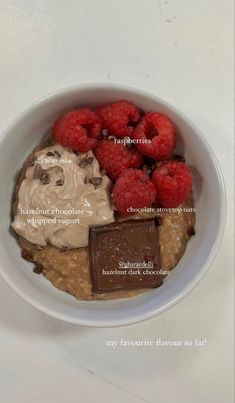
top-left (132, 112), bottom-right (175, 160)
top-left (52, 108), bottom-right (101, 153)
top-left (94, 139), bottom-right (143, 181)
top-left (112, 169), bottom-right (157, 214)
top-left (152, 160), bottom-right (192, 207)
top-left (97, 100), bottom-right (140, 138)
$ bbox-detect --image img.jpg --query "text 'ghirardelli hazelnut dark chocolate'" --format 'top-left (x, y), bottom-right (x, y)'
top-left (89, 218), bottom-right (163, 294)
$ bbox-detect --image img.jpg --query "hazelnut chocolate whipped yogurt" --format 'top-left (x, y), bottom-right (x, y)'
top-left (12, 144), bottom-right (114, 248)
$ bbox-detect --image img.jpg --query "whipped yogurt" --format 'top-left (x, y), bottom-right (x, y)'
top-left (12, 144), bottom-right (114, 248)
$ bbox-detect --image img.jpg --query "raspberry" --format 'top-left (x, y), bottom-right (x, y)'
top-left (52, 108), bottom-right (101, 153)
top-left (152, 160), bottom-right (192, 207)
top-left (97, 100), bottom-right (140, 137)
top-left (112, 169), bottom-right (157, 214)
top-left (94, 139), bottom-right (143, 181)
top-left (132, 112), bottom-right (175, 160)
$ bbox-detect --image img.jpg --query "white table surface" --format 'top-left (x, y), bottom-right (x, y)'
top-left (0, 1), bottom-right (234, 402)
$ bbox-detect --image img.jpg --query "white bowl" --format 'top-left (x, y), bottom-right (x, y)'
top-left (0, 84), bottom-right (226, 327)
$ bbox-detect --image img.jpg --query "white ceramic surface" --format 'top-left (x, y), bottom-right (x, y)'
top-left (0, 84), bottom-right (226, 327)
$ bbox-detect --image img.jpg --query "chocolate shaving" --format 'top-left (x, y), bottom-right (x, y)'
top-left (21, 249), bottom-right (34, 262)
top-left (40, 171), bottom-right (50, 184)
top-left (79, 156), bottom-right (94, 168)
top-left (33, 263), bottom-right (43, 274)
top-left (155, 216), bottom-right (163, 226)
top-left (56, 178), bottom-right (64, 186)
top-left (174, 154), bottom-right (185, 163)
top-left (90, 177), bottom-right (103, 187)
top-left (102, 129), bottom-right (109, 138)
top-left (143, 157), bottom-right (156, 173)
top-left (187, 227), bottom-right (196, 236)
top-left (84, 176), bottom-right (91, 184)
top-left (54, 150), bottom-right (61, 158)
top-left (46, 151), bottom-right (56, 157)
top-left (27, 155), bottom-right (37, 167)
top-left (33, 163), bottom-right (42, 179)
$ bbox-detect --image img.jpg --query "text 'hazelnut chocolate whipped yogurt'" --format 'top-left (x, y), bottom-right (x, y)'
top-left (11, 101), bottom-right (196, 301)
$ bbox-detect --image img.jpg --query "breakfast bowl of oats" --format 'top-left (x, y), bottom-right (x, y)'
top-left (0, 84), bottom-right (226, 326)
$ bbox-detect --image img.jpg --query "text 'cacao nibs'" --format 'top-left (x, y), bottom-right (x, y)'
top-left (79, 156), bottom-right (94, 168)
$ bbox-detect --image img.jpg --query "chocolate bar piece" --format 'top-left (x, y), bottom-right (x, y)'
top-left (89, 218), bottom-right (163, 294)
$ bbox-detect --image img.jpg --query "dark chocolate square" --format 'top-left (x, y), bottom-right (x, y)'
top-left (89, 218), bottom-right (162, 294)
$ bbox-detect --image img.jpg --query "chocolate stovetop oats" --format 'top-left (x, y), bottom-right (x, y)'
top-left (12, 142), bottom-right (195, 300)
top-left (11, 101), bottom-right (196, 302)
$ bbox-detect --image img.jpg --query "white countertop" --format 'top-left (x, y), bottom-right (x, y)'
top-left (0, 1), bottom-right (234, 402)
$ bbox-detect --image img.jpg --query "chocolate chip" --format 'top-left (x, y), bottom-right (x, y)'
top-left (100, 169), bottom-right (107, 176)
top-left (174, 154), bottom-right (185, 163)
top-left (33, 263), bottom-right (43, 274)
top-left (79, 156), bottom-right (94, 168)
top-left (61, 246), bottom-right (68, 252)
top-left (21, 249), bottom-right (34, 262)
top-left (54, 150), bottom-right (61, 158)
top-left (143, 165), bottom-right (153, 175)
top-left (155, 216), bottom-right (163, 226)
top-left (84, 176), bottom-right (91, 184)
top-left (46, 151), bottom-right (56, 157)
top-left (90, 177), bottom-right (103, 187)
top-left (56, 178), bottom-right (64, 186)
top-left (143, 157), bottom-right (156, 174)
top-left (33, 163), bottom-right (42, 179)
top-left (27, 155), bottom-right (37, 167)
top-left (102, 129), bottom-right (109, 138)
top-left (40, 171), bottom-right (50, 184)
top-left (187, 227), bottom-right (196, 236)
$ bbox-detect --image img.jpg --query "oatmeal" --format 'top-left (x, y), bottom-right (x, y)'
top-left (11, 101), bottom-right (196, 301)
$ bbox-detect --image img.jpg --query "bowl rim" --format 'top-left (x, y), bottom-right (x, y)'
top-left (0, 83), bottom-right (227, 327)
